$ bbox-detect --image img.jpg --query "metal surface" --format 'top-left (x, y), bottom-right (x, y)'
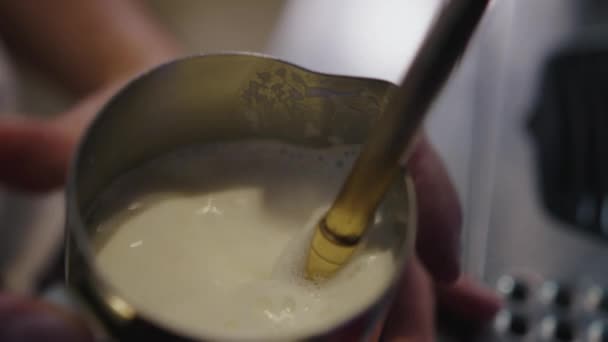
top-left (64, 53), bottom-right (417, 341)
top-left (305, 0), bottom-right (490, 279)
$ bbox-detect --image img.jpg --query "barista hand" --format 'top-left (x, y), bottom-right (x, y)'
top-left (0, 1), bottom-right (500, 341)
top-left (377, 136), bottom-right (501, 341)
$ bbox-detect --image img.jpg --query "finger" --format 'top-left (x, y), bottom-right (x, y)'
top-left (0, 294), bottom-right (93, 341)
top-left (0, 117), bottom-right (73, 191)
top-left (0, 84), bottom-right (117, 192)
top-left (381, 256), bottom-right (435, 342)
top-left (436, 275), bottom-right (502, 322)
top-left (406, 134), bottom-right (462, 284)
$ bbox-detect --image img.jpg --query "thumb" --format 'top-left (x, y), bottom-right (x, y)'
top-left (0, 294), bottom-right (93, 341)
top-left (0, 116), bottom-right (75, 192)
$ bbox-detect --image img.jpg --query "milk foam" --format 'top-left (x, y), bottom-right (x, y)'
top-left (91, 141), bottom-right (398, 341)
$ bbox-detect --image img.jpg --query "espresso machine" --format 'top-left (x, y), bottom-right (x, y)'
top-left (269, 0), bottom-right (608, 340)
top-left (460, 0), bottom-right (608, 341)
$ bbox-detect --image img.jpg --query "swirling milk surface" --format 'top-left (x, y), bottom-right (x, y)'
top-left (91, 141), bottom-right (400, 340)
